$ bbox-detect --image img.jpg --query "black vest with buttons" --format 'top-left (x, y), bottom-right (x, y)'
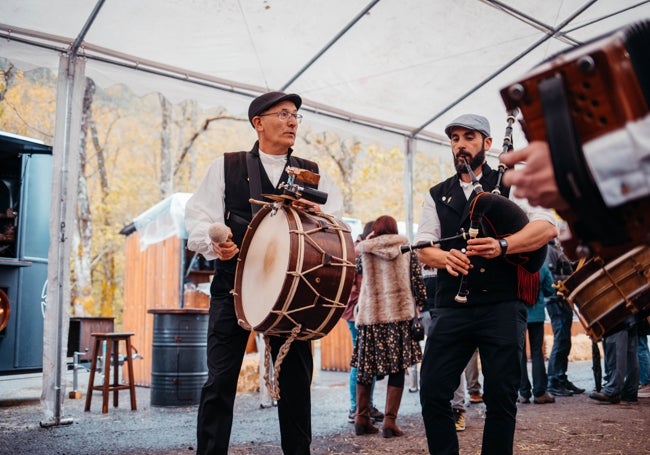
top-left (432, 163), bottom-right (519, 307)
top-left (210, 141), bottom-right (319, 298)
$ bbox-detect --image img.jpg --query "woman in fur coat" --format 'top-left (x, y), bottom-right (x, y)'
top-left (351, 215), bottom-right (423, 438)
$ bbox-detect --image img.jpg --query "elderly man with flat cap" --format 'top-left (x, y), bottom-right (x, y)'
top-left (185, 91), bottom-right (343, 455)
top-left (414, 114), bottom-right (557, 455)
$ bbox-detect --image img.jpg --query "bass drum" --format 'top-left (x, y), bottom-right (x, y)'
top-left (234, 203), bottom-right (355, 341)
top-left (557, 244), bottom-right (650, 341)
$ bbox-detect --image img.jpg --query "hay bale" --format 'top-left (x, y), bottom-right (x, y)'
top-left (237, 354), bottom-right (259, 393)
top-left (544, 333), bottom-right (601, 362)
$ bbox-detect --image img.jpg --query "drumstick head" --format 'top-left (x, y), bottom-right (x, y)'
top-left (208, 223), bottom-right (230, 243)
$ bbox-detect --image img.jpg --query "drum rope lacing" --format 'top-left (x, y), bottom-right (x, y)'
top-left (263, 325), bottom-right (301, 400)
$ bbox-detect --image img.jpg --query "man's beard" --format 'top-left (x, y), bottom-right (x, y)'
top-left (455, 149), bottom-right (485, 174)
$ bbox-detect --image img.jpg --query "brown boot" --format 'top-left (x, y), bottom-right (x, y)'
top-left (354, 383), bottom-right (379, 435)
top-left (382, 385), bottom-right (404, 438)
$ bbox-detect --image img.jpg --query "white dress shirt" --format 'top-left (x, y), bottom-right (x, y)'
top-left (185, 150), bottom-right (344, 260)
top-left (415, 171), bottom-right (557, 245)
top-left (583, 114), bottom-right (650, 208)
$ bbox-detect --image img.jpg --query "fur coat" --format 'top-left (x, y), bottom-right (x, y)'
top-left (355, 234), bottom-right (415, 326)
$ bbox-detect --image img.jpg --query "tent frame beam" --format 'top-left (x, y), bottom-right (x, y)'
top-left (410, 0), bottom-right (600, 137)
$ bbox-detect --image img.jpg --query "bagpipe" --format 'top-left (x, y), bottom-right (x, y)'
top-left (402, 112), bottom-right (547, 304)
top-left (454, 156), bottom-right (547, 305)
top-left (499, 19), bottom-right (650, 340)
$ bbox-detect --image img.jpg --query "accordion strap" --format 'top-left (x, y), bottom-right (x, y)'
top-left (539, 75), bottom-right (627, 246)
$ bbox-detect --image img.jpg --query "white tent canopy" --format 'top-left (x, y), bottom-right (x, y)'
top-left (2, 0), bottom-right (649, 426)
top-left (2, 0), bottom-right (649, 143)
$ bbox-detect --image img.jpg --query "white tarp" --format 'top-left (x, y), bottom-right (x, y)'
top-left (2, 0), bottom-right (649, 144)
top-left (132, 192), bottom-right (192, 250)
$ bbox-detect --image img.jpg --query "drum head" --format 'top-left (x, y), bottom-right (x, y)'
top-left (239, 209), bottom-right (290, 328)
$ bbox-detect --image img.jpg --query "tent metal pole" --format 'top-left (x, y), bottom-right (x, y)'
top-left (39, 52), bottom-right (84, 429)
top-left (405, 137), bottom-right (415, 243)
top-left (40, 0), bottom-right (104, 428)
top-left (481, 0), bottom-right (582, 46)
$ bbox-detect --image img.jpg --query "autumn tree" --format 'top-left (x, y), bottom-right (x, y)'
top-left (301, 131), bottom-right (362, 215)
top-left (0, 60), bottom-right (452, 324)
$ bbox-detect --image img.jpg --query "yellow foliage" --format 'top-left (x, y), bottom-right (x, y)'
top-left (0, 63), bottom-right (455, 321)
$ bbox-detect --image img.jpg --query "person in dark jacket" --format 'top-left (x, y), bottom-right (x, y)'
top-left (415, 114), bottom-right (557, 455)
top-left (545, 238), bottom-right (585, 397)
top-left (185, 91), bottom-right (343, 455)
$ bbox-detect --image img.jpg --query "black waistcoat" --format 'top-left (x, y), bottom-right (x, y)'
top-left (210, 141), bottom-right (318, 297)
top-left (432, 164), bottom-right (519, 307)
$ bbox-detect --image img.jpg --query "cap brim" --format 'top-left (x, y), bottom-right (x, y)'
top-left (255, 94), bottom-right (302, 117)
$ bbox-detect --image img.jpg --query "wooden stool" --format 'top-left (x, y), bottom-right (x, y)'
top-left (84, 332), bottom-right (137, 413)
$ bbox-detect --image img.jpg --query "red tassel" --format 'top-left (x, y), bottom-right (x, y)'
top-left (517, 266), bottom-right (540, 306)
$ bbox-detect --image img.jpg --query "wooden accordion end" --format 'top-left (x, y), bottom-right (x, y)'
top-left (500, 20), bottom-right (650, 341)
top-left (500, 19), bottom-right (650, 260)
top-left (500, 19), bottom-right (650, 145)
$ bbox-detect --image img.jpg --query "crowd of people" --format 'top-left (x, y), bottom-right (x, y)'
top-left (184, 51), bottom-right (650, 452)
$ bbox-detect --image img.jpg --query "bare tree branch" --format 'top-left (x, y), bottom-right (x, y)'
top-left (173, 113), bottom-right (246, 176)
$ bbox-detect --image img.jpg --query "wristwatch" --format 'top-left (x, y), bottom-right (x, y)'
top-left (498, 238), bottom-right (508, 257)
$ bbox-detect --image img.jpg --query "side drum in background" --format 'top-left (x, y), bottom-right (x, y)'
top-left (557, 244), bottom-right (650, 341)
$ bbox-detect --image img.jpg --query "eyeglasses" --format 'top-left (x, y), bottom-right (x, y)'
top-left (257, 110), bottom-right (303, 123)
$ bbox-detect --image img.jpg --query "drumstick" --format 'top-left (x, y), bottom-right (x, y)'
top-left (208, 223), bottom-right (230, 243)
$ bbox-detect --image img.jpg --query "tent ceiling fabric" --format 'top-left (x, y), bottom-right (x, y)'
top-left (1, 0), bottom-right (649, 144)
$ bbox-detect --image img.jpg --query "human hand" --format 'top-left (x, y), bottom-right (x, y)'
top-left (500, 140), bottom-right (569, 210)
top-left (466, 237), bottom-right (502, 259)
top-left (210, 231), bottom-right (239, 260)
top-left (444, 248), bottom-right (472, 277)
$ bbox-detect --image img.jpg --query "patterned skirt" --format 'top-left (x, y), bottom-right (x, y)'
top-left (350, 319), bottom-right (422, 385)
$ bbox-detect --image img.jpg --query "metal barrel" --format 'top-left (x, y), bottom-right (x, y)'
top-left (149, 309), bottom-right (208, 407)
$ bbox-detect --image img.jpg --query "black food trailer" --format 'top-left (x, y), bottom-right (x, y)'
top-left (0, 131), bottom-right (52, 374)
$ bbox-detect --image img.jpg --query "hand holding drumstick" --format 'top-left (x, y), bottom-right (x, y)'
top-left (208, 223), bottom-right (239, 261)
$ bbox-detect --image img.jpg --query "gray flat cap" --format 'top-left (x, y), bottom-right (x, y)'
top-left (444, 114), bottom-right (491, 138)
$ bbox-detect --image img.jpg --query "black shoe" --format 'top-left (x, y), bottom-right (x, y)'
top-left (589, 390), bottom-right (621, 404)
top-left (566, 381), bottom-right (585, 394)
top-left (548, 386), bottom-right (573, 397)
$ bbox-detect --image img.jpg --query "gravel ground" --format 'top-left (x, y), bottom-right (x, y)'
top-left (1, 356), bottom-right (648, 455)
top-left (0, 349), bottom-right (422, 455)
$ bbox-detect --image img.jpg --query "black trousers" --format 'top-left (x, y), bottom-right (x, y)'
top-left (420, 301), bottom-right (527, 455)
top-left (196, 295), bottom-right (313, 455)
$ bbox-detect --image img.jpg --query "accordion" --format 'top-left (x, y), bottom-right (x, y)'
top-left (500, 19), bottom-right (650, 259)
top-left (501, 19), bottom-right (649, 145)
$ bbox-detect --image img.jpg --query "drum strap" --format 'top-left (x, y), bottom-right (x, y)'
top-left (246, 151), bottom-right (264, 216)
top-left (539, 75), bottom-right (627, 246)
